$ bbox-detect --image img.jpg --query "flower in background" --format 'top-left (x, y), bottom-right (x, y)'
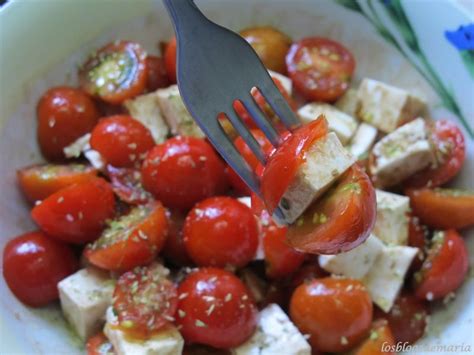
top-left (445, 24), bottom-right (474, 79)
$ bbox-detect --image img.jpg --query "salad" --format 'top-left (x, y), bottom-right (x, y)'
top-left (2, 24), bottom-right (473, 355)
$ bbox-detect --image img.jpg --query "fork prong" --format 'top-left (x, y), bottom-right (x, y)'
top-left (258, 82), bottom-right (301, 130)
top-left (242, 95), bottom-right (281, 147)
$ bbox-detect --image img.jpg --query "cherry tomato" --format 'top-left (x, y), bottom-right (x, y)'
top-left (85, 203), bottom-right (168, 271)
top-left (17, 164), bottom-right (98, 203)
top-left (86, 332), bottom-right (115, 355)
top-left (164, 37), bottom-right (177, 83)
top-left (406, 188), bottom-right (474, 229)
top-left (290, 277), bottom-right (372, 353)
top-left (184, 197), bottom-right (259, 268)
top-left (287, 164), bottom-right (376, 254)
top-left (408, 216), bottom-right (428, 273)
top-left (2, 231), bottom-right (78, 307)
top-left (90, 115), bottom-right (155, 168)
top-left (286, 37), bottom-right (355, 102)
top-left (146, 56), bottom-right (169, 91)
top-left (240, 26), bottom-right (292, 73)
top-left (353, 319), bottom-right (396, 355)
top-left (31, 178), bottom-right (115, 244)
top-left (142, 136), bottom-right (228, 210)
top-left (113, 263), bottom-right (178, 338)
top-left (414, 230), bottom-right (469, 301)
top-left (79, 41), bottom-right (147, 104)
top-left (106, 165), bottom-right (152, 205)
top-left (162, 210), bottom-right (194, 267)
top-left (405, 120), bottom-right (465, 188)
top-left (176, 268), bottom-right (257, 349)
top-left (37, 86), bottom-right (100, 161)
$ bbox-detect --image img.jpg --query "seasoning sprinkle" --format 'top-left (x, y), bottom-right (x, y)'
top-left (178, 310), bottom-right (186, 318)
top-left (225, 293), bottom-right (232, 302)
top-left (195, 319), bottom-right (207, 327)
top-left (179, 293), bottom-right (189, 300)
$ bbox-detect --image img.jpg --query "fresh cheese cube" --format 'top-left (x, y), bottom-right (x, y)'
top-left (373, 190), bottom-right (410, 246)
top-left (318, 234), bottom-right (384, 279)
top-left (124, 91), bottom-right (170, 143)
top-left (104, 307), bottom-right (184, 355)
top-left (232, 304), bottom-right (311, 355)
top-left (334, 88), bottom-right (358, 117)
top-left (238, 197), bottom-right (264, 260)
top-left (280, 132), bottom-right (356, 224)
top-left (63, 133), bottom-right (91, 159)
top-left (356, 78), bottom-right (426, 133)
top-left (156, 85), bottom-right (205, 138)
top-left (297, 103), bottom-right (358, 144)
top-left (370, 118), bottom-right (435, 188)
top-left (58, 267), bottom-right (114, 340)
top-left (348, 123), bottom-right (378, 159)
top-left (362, 246), bottom-right (418, 312)
top-left (268, 70), bottom-right (292, 95)
top-left (84, 150), bottom-right (106, 170)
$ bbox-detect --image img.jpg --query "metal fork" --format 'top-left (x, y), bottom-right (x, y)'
top-left (163, 0), bottom-right (301, 220)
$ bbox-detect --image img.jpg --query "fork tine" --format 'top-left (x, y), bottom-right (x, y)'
top-left (258, 82), bottom-right (301, 130)
top-left (241, 96), bottom-right (281, 147)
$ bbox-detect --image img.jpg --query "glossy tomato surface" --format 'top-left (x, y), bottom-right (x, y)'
top-left (162, 210), bottom-right (194, 266)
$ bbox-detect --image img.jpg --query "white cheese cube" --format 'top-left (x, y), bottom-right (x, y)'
top-left (373, 190), bottom-right (410, 246)
top-left (370, 118), bottom-right (435, 188)
top-left (156, 85), bottom-right (204, 138)
top-left (238, 197), bottom-right (264, 260)
top-left (64, 133), bottom-right (91, 158)
top-left (124, 91), bottom-right (170, 143)
top-left (84, 150), bottom-right (106, 170)
top-left (334, 88), bottom-right (358, 117)
top-left (318, 234), bottom-right (384, 279)
top-left (356, 78), bottom-right (426, 133)
top-left (280, 132), bottom-right (356, 224)
top-left (362, 246), bottom-right (418, 312)
top-left (297, 103), bottom-right (358, 144)
top-left (232, 304), bottom-right (311, 355)
top-left (348, 123), bottom-right (378, 159)
top-left (58, 267), bottom-right (114, 340)
top-left (268, 70), bottom-right (292, 95)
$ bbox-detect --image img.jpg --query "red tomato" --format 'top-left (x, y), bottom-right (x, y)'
top-left (79, 41), bottom-right (147, 104)
top-left (142, 136), bottom-right (228, 210)
top-left (405, 120), bottom-right (465, 188)
top-left (113, 263), bottom-right (178, 338)
top-left (353, 320), bottom-right (396, 355)
top-left (408, 216), bottom-right (428, 273)
top-left (37, 86), bottom-right (100, 161)
top-left (286, 37), bottom-right (355, 102)
top-left (164, 37), bottom-right (177, 83)
top-left (290, 262), bottom-right (329, 292)
top-left (2, 231), bottom-right (78, 307)
top-left (86, 332), bottom-right (115, 355)
top-left (17, 164), bottom-right (98, 203)
top-left (184, 197), bottom-right (259, 268)
top-left (31, 178), bottom-right (115, 244)
top-left (176, 268), bottom-right (258, 349)
top-left (287, 164), bottom-right (376, 254)
top-left (106, 165), bottom-right (153, 205)
top-left (406, 188), bottom-right (474, 229)
top-left (146, 56), bottom-right (169, 91)
top-left (85, 203), bottom-right (168, 271)
top-left (414, 230), bottom-right (469, 301)
top-left (290, 277), bottom-right (372, 353)
top-left (90, 115), bottom-right (155, 168)
top-left (162, 210), bottom-right (194, 266)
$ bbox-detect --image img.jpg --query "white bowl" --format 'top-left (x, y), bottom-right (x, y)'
top-left (1, 0), bottom-right (473, 353)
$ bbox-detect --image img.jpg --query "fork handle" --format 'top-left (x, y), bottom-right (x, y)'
top-left (163, 0), bottom-right (208, 38)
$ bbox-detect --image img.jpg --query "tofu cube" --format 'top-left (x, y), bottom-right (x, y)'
top-left (370, 118), bottom-right (435, 188)
top-left (297, 103), bottom-right (358, 144)
top-left (318, 234), bottom-right (384, 279)
top-left (348, 123), bottom-right (378, 159)
top-left (156, 85), bottom-right (205, 138)
top-left (232, 303), bottom-right (311, 355)
top-left (373, 190), bottom-right (410, 246)
top-left (334, 88), bottom-right (358, 117)
top-left (268, 70), bottom-right (292, 95)
top-left (362, 246), bottom-right (418, 312)
top-left (356, 78), bottom-right (426, 133)
top-left (280, 132), bottom-right (356, 224)
top-left (58, 267), bottom-right (114, 340)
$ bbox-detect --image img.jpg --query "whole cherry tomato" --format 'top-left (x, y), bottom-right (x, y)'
top-left (162, 210), bottom-right (194, 267)
top-left (164, 37), bottom-right (177, 83)
top-left (353, 319), bottom-right (396, 355)
top-left (145, 55), bottom-right (169, 91)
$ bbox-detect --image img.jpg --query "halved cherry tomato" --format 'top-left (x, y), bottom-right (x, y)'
top-left (37, 86), bottom-right (100, 161)
top-left (286, 37), bottom-right (355, 102)
top-left (106, 165), bottom-right (152, 205)
top-left (408, 216), bottom-right (428, 273)
top-left (3, 231), bottom-right (78, 307)
top-left (31, 178), bottom-right (115, 244)
top-left (162, 210), bottom-right (194, 266)
top-left (406, 188), bottom-right (474, 229)
top-left (17, 164), bottom-right (98, 203)
top-left (164, 37), bottom-right (177, 83)
top-left (142, 136), bottom-right (228, 210)
top-left (145, 56), bottom-right (169, 91)
top-left (79, 41), bottom-right (147, 104)
top-left (353, 319), bottom-right (396, 355)
top-left (85, 203), bottom-right (168, 271)
top-left (405, 120), bottom-right (465, 188)
top-left (86, 332), bottom-right (115, 355)
top-left (90, 115), bottom-right (155, 168)
top-left (176, 268), bottom-right (258, 349)
top-left (287, 164), bottom-right (376, 254)
top-left (184, 197), bottom-right (259, 268)
top-left (414, 230), bottom-right (469, 301)
top-left (113, 263), bottom-right (178, 338)
top-left (290, 277), bottom-right (372, 353)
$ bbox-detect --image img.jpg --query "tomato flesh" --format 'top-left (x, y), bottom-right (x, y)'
top-left (106, 165), bottom-right (152, 205)
top-left (86, 332), bottom-right (115, 355)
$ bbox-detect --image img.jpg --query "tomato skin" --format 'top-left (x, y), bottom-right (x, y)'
top-left (17, 164), bottom-right (98, 203)
top-left (414, 230), bottom-right (469, 301)
top-left (164, 37), bottom-right (177, 83)
top-left (184, 197), bottom-right (259, 268)
top-left (290, 277), bottom-right (372, 353)
top-left (86, 332), bottom-right (115, 355)
top-left (286, 37), bottom-right (355, 102)
top-left (162, 210), bottom-right (194, 266)
top-left (31, 178), bottom-right (115, 244)
top-left (353, 319), bottom-right (396, 355)
top-left (106, 165), bottom-right (152, 205)
top-left (176, 268), bottom-right (258, 349)
top-left (90, 115), bottom-right (155, 168)
top-left (142, 136), bottom-right (228, 211)
top-left (145, 56), bottom-right (169, 91)
top-left (407, 216), bottom-right (428, 273)
top-left (2, 231), bottom-right (78, 307)
top-left (406, 188), bottom-right (474, 229)
top-left (37, 86), bottom-right (100, 161)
